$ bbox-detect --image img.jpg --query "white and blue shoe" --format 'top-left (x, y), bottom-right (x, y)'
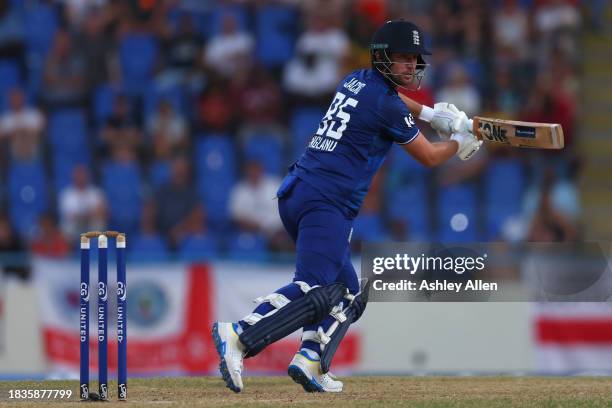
top-left (288, 349), bottom-right (343, 393)
top-left (212, 322), bottom-right (245, 393)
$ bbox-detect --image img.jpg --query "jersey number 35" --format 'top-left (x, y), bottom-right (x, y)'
top-left (316, 92), bottom-right (359, 140)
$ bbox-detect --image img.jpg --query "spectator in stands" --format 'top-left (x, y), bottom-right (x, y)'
top-left (0, 212), bottom-right (30, 280)
top-left (74, 6), bottom-right (118, 90)
top-left (436, 63), bottom-right (481, 117)
top-left (41, 28), bottom-right (89, 110)
top-left (283, 9), bottom-right (349, 105)
top-left (493, 0), bottom-right (529, 61)
top-left (460, 8), bottom-right (487, 60)
top-left (535, 0), bottom-right (581, 36)
top-left (547, 45), bottom-right (579, 100)
top-left (521, 74), bottom-right (576, 176)
top-left (534, 0), bottom-right (581, 61)
top-left (58, 165), bottom-right (107, 241)
top-left (524, 169), bottom-right (579, 242)
top-left (30, 213), bottom-right (70, 258)
top-left (232, 65), bottom-right (285, 142)
top-left (146, 99), bottom-right (188, 160)
top-left (138, 198), bottom-right (161, 237)
top-left (173, 203), bottom-right (209, 251)
top-left (158, 12), bottom-right (204, 90)
top-left (129, 198), bottom-right (171, 259)
top-left (585, 0), bottom-right (606, 33)
top-left (0, 0), bottom-right (26, 79)
top-left (194, 76), bottom-right (233, 132)
top-left (431, 1), bottom-right (461, 48)
top-left (492, 67), bottom-right (521, 116)
top-left (347, 0), bottom-right (389, 47)
top-left (204, 13), bottom-right (254, 79)
top-left (155, 156), bottom-right (203, 248)
top-left (100, 93), bottom-right (142, 158)
top-left (0, 1), bottom-right (586, 260)
top-left (229, 160), bottom-right (284, 249)
top-left (233, 65), bottom-right (282, 127)
top-left (63, 0), bottom-right (110, 28)
top-left (0, 87), bottom-right (45, 162)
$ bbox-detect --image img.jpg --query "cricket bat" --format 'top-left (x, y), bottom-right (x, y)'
top-left (469, 117), bottom-right (564, 149)
top-left (397, 94), bottom-right (564, 150)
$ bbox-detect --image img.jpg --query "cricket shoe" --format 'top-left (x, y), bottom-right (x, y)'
top-left (212, 322), bottom-right (245, 392)
top-left (287, 350), bottom-right (343, 392)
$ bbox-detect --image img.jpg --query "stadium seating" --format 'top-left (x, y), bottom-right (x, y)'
top-left (227, 231), bottom-right (268, 261)
top-left (387, 144), bottom-right (427, 176)
top-left (24, 3), bottom-right (58, 58)
top-left (0, 60), bottom-right (21, 111)
top-left (0, 0), bottom-right (576, 259)
top-left (195, 135), bottom-right (236, 225)
top-left (101, 160), bottom-right (143, 236)
top-left (119, 34), bottom-right (158, 96)
top-left (461, 58), bottom-right (484, 90)
top-left (352, 213), bottom-right (387, 243)
top-left (93, 84), bottom-right (118, 126)
top-left (8, 160), bottom-right (49, 238)
top-left (148, 160), bottom-right (171, 189)
top-left (22, 1), bottom-right (56, 99)
top-left (290, 107), bottom-right (324, 160)
top-left (255, 5), bottom-right (296, 68)
top-left (48, 109), bottom-right (88, 157)
top-left (128, 233), bottom-right (171, 262)
top-left (142, 83), bottom-right (186, 121)
top-left (207, 5), bottom-right (249, 38)
top-left (484, 159), bottom-right (525, 239)
top-left (436, 184), bottom-right (479, 242)
top-left (48, 109), bottom-right (90, 190)
top-left (182, 4), bottom-right (249, 40)
top-left (178, 233), bottom-right (218, 261)
top-left (387, 177), bottom-right (431, 241)
top-left (243, 132), bottom-right (284, 175)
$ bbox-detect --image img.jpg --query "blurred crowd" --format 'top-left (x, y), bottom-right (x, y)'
top-left (0, 0), bottom-right (587, 273)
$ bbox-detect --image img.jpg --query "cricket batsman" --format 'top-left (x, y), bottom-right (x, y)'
top-left (212, 19), bottom-right (482, 393)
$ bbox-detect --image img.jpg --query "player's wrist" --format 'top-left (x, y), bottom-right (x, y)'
top-left (419, 105), bottom-right (434, 122)
top-left (450, 133), bottom-right (465, 148)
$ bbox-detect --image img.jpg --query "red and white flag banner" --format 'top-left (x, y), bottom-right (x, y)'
top-left (34, 259), bottom-right (214, 376)
top-left (33, 259), bottom-right (361, 376)
top-left (534, 303), bottom-right (612, 373)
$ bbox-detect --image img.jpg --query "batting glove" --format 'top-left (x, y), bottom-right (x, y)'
top-left (451, 132), bottom-right (483, 161)
top-left (431, 102), bottom-right (471, 138)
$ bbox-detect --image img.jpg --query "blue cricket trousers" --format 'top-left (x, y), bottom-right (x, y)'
top-left (277, 175), bottom-right (359, 295)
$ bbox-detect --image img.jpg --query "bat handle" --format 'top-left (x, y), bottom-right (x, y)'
top-left (468, 118), bottom-right (482, 140)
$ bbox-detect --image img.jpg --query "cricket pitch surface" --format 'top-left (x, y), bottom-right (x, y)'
top-left (1, 376), bottom-right (611, 407)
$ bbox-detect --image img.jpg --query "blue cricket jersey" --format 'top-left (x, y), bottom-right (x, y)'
top-left (288, 69), bottom-right (420, 218)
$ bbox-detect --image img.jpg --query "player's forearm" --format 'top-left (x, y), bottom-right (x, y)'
top-left (403, 133), bottom-right (458, 167)
top-left (426, 140), bottom-right (459, 166)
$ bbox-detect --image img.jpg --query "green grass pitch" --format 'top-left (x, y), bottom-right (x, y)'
top-left (1, 376), bottom-right (611, 407)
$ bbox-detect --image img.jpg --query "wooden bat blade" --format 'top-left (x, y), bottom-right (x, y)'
top-left (472, 117), bottom-right (564, 149)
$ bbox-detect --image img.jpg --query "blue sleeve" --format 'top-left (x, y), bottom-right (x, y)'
top-left (379, 94), bottom-right (420, 144)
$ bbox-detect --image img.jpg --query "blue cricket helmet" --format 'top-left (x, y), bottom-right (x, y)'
top-left (370, 20), bottom-right (431, 90)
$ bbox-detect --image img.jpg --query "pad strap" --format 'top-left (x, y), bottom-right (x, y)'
top-left (242, 281), bottom-right (314, 325)
top-left (239, 283), bottom-right (346, 358)
top-left (301, 304), bottom-right (348, 348)
top-left (319, 279), bottom-right (371, 373)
